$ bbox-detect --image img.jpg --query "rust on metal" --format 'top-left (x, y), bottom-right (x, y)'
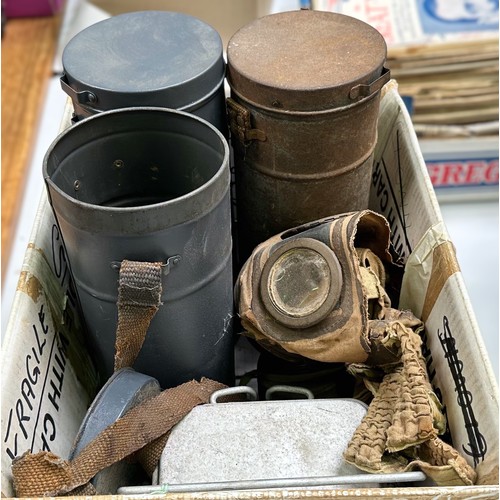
top-left (227, 10), bottom-right (390, 264)
top-left (227, 10), bottom-right (388, 112)
top-left (227, 97), bottom-right (267, 143)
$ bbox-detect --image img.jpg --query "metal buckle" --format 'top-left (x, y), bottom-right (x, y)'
top-left (226, 97), bottom-right (266, 144)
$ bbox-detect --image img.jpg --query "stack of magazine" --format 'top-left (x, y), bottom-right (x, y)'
top-left (312, 0), bottom-right (499, 198)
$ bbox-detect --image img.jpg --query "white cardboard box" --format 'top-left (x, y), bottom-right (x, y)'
top-left (1, 84), bottom-right (498, 498)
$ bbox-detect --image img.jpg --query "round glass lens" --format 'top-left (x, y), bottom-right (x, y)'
top-left (267, 247), bottom-right (331, 318)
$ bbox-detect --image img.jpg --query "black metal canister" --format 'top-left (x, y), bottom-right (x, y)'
top-left (226, 10), bottom-right (390, 263)
top-left (60, 10), bottom-right (227, 134)
top-left (43, 107), bottom-right (234, 388)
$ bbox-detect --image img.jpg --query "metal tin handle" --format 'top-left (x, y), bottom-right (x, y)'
top-left (265, 385), bottom-right (315, 400)
top-left (60, 75), bottom-right (98, 106)
top-left (210, 386), bottom-right (258, 404)
top-left (349, 67), bottom-right (391, 100)
top-left (118, 471), bottom-right (427, 494)
top-left (110, 255), bottom-right (181, 276)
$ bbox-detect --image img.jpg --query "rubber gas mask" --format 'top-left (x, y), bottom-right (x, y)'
top-left (236, 210), bottom-right (399, 364)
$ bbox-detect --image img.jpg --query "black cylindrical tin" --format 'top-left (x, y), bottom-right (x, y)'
top-left (43, 107), bottom-right (234, 388)
top-left (61, 11), bottom-right (227, 134)
top-left (226, 10), bottom-right (390, 264)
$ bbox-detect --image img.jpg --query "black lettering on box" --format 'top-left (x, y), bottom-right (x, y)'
top-left (3, 409), bottom-right (18, 460)
top-left (15, 400), bottom-right (29, 440)
top-left (38, 305), bottom-right (49, 335)
top-left (439, 316), bottom-right (487, 465)
top-left (26, 353), bottom-right (41, 385)
top-left (47, 379), bottom-right (62, 412)
top-left (32, 324), bottom-right (46, 356)
top-left (40, 413), bottom-right (56, 452)
top-left (20, 378), bottom-right (35, 412)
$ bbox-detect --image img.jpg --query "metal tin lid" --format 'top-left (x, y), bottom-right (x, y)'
top-left (69, 368), bottom-right (160, 458)
top-left (62, 11), bottom-right (225, 113)
top-left (69, 368), bottom-right (161, 493)
top-left (227, 10), bottom-right (389, 112)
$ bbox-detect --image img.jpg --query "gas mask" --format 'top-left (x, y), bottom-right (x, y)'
top-left (236, 210), bottom-right (399, 364)
top-left (236, 210), bottom-right (477, 487)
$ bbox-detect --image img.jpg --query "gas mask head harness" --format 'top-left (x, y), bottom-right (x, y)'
top-left (236, 210), bottom-right (401, 364)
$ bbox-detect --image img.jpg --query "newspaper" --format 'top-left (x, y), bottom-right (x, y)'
top-left (313, 0), bottom-right (499, 137)
top-left (312, 0), bottom-right (499, 47)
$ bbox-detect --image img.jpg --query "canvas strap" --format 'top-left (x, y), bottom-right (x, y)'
top-left (11, 258), bottom-right (229, 497)
top-left (11, 378), bottom-right (226, 497)
top-left (114, 259), bottom-right (163, 370)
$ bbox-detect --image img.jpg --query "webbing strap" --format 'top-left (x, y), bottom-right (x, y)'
top-left (114, 260), bottom-right (163, 370)
top-left (11, 378), bottom-right (226, 497)
top-left (11, 259), bottom-right (227, 497)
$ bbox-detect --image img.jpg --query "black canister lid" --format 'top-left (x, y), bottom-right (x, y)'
top-left (227, 10), bottom-right (389, 112)
top-left (62, 11), bottom-right (225, 112)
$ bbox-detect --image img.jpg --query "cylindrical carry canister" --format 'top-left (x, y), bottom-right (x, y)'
top-left (60, 11), bottom-right (227, 134)
top-left (43, 107), bottom-right (234, 388)
top-left (226, 10), bottom-right (390, 263)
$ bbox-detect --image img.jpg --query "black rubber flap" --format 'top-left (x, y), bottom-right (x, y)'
top-left (62, 11), bottom-right (225, 111)
top-left (227, 10), bottom-right (387, 111)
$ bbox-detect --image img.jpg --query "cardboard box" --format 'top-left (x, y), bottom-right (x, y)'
top-left (1, 80), bottom-right (498, 498)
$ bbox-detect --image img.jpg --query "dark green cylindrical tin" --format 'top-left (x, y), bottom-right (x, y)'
top-left (43, 107), bottom-right (234, 388)
top-left (226, 10), bottom-right (390, 264)
top-left (61, 11), bottom-right (227, 134)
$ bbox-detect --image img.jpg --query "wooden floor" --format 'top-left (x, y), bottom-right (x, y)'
top-left (1, 13), bottom-right (62, 282)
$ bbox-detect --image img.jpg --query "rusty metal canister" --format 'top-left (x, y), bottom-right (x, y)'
top-left (60, 11), bottom-right (227, 134)
top-left (226, 10), bottom-right (390, 263)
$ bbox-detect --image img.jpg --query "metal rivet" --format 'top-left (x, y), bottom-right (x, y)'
top-left (272, 100), bottom-right (282, 108)
top-left (87, 93), bottom-right (97, 104)
top-left (74, 180), bottom-right (81, 191)
top-left (113, 159), bottom-right (124, 168)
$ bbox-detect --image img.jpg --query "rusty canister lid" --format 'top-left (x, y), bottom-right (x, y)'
top-left (227, 10), bottom-right (389, 112)
top-left (61, 11), bottom-right (225, 114)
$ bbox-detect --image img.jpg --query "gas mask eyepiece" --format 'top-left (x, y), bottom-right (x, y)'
top-left (260, 238), bottom-right (342, 329)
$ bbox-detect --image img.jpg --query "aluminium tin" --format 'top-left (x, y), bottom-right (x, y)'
top-left (158, 388), bottom-right (375, 486)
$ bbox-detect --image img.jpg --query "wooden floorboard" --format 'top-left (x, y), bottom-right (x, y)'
top-left (1, 13), bottom-right (62, 282)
